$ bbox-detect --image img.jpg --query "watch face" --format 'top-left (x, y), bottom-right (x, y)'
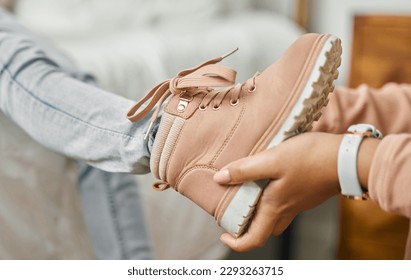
top-left (348, 124), bottom-right (383, 139)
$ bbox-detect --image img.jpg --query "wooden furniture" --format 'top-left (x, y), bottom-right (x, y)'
top-left (338, 15), bottom-right (411, 259)
top-left (349, 15), bottom-right (411, 87)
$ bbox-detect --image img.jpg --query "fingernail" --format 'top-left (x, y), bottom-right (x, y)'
top-left (214, 169), bottom-right (231, 184)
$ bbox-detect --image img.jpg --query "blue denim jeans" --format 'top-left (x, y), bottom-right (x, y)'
top-left (0, 8), bottom-right (155, 259)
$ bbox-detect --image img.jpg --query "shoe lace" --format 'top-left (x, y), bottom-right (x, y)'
top-left (126, 48), bottom-right (258, 139)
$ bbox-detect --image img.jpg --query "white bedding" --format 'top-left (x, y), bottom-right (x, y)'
top-left (6, 0), bottom-right (303, 259)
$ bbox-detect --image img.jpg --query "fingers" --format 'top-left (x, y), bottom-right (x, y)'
top-left (219, 197), bottom-right (277, 252)
top-left (271, 215), bottom-right (294, 236)
top-left (214, 148), bottom-right (279, 185)
top-left (220, 213), bottom-right (296, 252)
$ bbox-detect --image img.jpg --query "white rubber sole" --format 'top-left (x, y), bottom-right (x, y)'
top-left (220, 35), bottom-right (342, 237)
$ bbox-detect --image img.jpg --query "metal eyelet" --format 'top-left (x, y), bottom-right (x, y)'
top-left (230, 99), bottom-right (239, 106)
top-left (177, 92), bottom-right (194, 113)
top-left (199, 104), bottom-right (207, 111)
top-left (152, 181), bottom-right (171, 191)
top-left (247, 85), bottom-right (256, 93)
top-left (247, 75), bottom-right (258, 93)
top-left (212, 105), bottom-right (221, 111)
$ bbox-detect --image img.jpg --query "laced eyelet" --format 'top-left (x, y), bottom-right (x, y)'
top-left (199, 104), bottom-right (207, 111)
top-left (247, 85), bottom-right (256, 93)
top-left (247, 74), bottom-right (258, 93)
top-left (230, 99), bottom-right (239, 106)
top-left (212, 105), bottom-right (221, 111)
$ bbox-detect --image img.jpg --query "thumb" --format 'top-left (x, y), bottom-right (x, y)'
top-left (219, 189), bottom-right (279, 252)
top-left (213, 148), bottom-right (279, 185)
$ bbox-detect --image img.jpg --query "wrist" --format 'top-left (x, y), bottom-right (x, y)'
top-left (314, 133), bottom-right (344, 196)
top-left (328, 134), bottom-right (345, 196)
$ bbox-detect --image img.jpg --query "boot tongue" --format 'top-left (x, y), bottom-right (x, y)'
top-left (126, 49), bottom-right (239, 123)
top-left (127, 56), bottom-right (237, 122)
top-left (126, 50), bottom-right (239, 139)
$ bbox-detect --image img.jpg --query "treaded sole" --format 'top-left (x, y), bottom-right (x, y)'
top-left (220, 35), bottom-right (343, 237)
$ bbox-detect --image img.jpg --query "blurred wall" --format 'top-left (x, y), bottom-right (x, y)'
top-left (308, 0), bottom-right (411, 86)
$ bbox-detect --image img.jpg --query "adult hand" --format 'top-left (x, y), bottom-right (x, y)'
top-left (213, 132), bottom-right (343, 252)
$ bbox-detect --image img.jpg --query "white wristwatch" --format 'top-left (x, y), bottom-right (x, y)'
top-left (337, 124), bottom-right (382, 200)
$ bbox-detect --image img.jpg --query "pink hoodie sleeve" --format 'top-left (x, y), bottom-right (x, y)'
top-left (313, 83), bottom-right (411, 216)
top-left (314, 83), bottom-right (411, 258)
top-left (314, 83), bottom-right (411, 135)
top-left (369, 135), bottom-right (411, 217)
top-left (368, 134), bottom-right (411, 259)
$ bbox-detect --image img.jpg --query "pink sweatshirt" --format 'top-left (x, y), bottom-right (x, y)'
top-left (314, 83), bottom-right (411, 259)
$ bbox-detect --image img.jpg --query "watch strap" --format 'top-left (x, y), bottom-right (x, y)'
top-left (337, 134), bottom-right (364, 199)
top-left (337, 124), bottom-right (382, 200)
